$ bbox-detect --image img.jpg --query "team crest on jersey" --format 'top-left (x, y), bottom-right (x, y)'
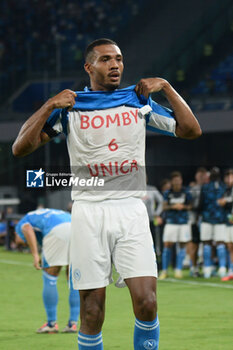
top-left (143, 339), bottom-right (157, 350)
top-left (73, 269), bottom-right (81, 281)
top-left (26, 168), bottom-right (45, 188)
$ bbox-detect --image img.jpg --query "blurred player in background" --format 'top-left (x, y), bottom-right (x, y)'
top-left (15, 208), bottom-right (80, 333)
top-left (199, 167), bottom-right (227, 278)
top-left (12, 38), bottom-right (201, 349)
top-left (142, 178), bottom-right (163, 249)
top-left (0, 211), bottom-right (7, 245)
top-left (218, 169), bottom-right (233, 281)
top-left (187, 167), bottom-right (208, 277)
top-left (159, 171), bottom-right (192, 279)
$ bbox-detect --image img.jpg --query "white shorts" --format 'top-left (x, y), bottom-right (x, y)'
top-left (70, 197), bottom-right (157, 290)
top-left (200, 222), bottom-right (227, 242)
top-left (42, 222), bottom-right (71, 268)
top-left (163, 224), bottom-right (191, 243)
top-left (225, 226), bottom-right (233, 243)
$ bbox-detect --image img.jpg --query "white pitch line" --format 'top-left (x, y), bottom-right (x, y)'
top-left (0, 259), bottom-right (32, 267)
top-left (161, 278), bottom-right (233, 290)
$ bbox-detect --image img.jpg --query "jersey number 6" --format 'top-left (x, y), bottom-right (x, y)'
top-left (108, 139), bottom-right (118, 152)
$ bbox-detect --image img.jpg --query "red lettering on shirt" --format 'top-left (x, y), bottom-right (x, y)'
top-left (122, 112), bottom-right (131, 126)
top-left (87, 164), bottom-right (99, 176)
top-left (87, 160), bottom-right (138, 177)
top-left (100, 162), bottom-right (113, 176)
top-left (130, 160), bottom-right (138, 171)
top-left (80, 115), bottom-right (90, 129)
top-left (115, 161), bottom-right (119, 175)
top-left (106, 114), bottom-right (120, 127)
top-left (91, 115), bottom-right (104, 129)
top-left (120, 160), bottom-right (129, 174)
top-left (130, 109), bottom-right (138, 123)
top-left (80, 109), bottom-right (139, 130)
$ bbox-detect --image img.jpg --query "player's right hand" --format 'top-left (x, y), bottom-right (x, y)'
top-left (217, 198), bottom-right (226, 207)
top-left (48, 89), bottom-right (77, 111)
top-left (172, 203), bottom-right (184, 210)
top-left (33, 254), bottom-right (42, 270)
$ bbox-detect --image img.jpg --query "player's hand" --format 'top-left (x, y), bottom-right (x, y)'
top-left (217, 198), bottom-right (226, 206)
top-left (33, 254), bottom-right (42, 270)
top-left (155, 216), bottom-right (163, 225)
top-left (135, 78), bottom-right (168, 98)
top-left (172, 203), bottom-right (185, 210)
top-left (48, 89), bottom-right (77, 111)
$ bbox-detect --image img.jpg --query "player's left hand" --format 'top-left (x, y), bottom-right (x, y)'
top-left (172, 203), bottom-right (185, 210)
top-left (155, 216), bottom-right (163, 225)
top-left (217, 198), bottom-right (226, 206)
top-left (33, 254), bottom-right (42, 270)
top-left (135, 78), bottom-right (168, 98)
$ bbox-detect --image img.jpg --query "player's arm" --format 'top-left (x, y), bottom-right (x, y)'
top-left (181, 203), bottom-right (192, 211)
top-left (181, 191), bottom-right (193, 211)
top-left (21, 223), bottom-right (41, 270)
top-left (217, 198), bottom-right (227, 207)
top-left (163, 201), bottom-right (176, 211)
top-left (153, 190), bottom-right (163, 216)
top-left (163, 191), bottom-right (172, 211)
top-left (197, 186), bottom-right (204, 214)
top-left (163, 201), bottom-right (186, 211)
top-left (12, 89), bottom-right (77, 157)
top-left (135, 78), bottom-right (201, 139)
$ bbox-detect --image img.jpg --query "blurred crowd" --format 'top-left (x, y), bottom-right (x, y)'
top-left (143, 166), bottom-right (233, 281)
top-left (0, 0), bottom-right (141, 101)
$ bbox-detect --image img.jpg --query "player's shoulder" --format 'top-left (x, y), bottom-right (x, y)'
top-left (163, 189), bottom-right (171, 198)
top-left (16, 215), bottom-right (28, 231)
top-left (183, 186), bottom-right (191, 194)
top-left (202, 183), bottom-right (209, 190)
top-left (147, 184), bottom-right (157, 191)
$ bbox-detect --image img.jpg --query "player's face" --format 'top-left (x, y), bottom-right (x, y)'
top-left (224, 174), bottom-right (233, 187)
top-left (195, 171), bottom-right (206, 185)
top-left (85, 44), bottom-right (124, 91)
top-left (171, 176), bottom-right (182, 189)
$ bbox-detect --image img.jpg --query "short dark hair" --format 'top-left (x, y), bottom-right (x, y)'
top-left (224, 168), bottom-right (233, 176)
top-left (84, 38), bottom-right (118, 62)
top-left (196, 167), bottom-right (207, 174)
top-left (209, 166), bottom-right (220, 181)
top-left (170, 171), bottom-right (182, 179)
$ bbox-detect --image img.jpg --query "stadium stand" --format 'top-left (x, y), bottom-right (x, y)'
top-left (0, 0), bottom-right (143, 106)
top-left (192, 53), bottom-right (233, 96)
top-left (1, 0), bottom-right (233, 118)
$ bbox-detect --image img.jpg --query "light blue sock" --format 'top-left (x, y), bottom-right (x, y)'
top-left (216, 244), bottom-right (227, 268)
top-left (69, 285), bottom-right (80, 323)
top-left (162, 247), bottom-right (171, 270)
top-left (134, 316), bottom-right (160, 350)
top-left (227, 251), bottom-right (231, 269)
top-left (230, 261), bottom-right (233, 272)
top-left (42, 271), bottom-right (58, 323)
top-left (203, 245), bottom-right (212, 267)
top-left (78, 331), bottom-right (103, 349)
top-left (176, 248), bottom-right (186, 270)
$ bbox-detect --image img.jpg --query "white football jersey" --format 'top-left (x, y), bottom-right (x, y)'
top-left (54, 105), bottom-right (145, 200)
top-left (45, 88), bottom-right (176, 201)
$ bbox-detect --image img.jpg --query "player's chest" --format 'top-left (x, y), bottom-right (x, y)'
top-left (68, 106), bottom-right (145, 145)
top-left (169, 192), bottom-right (186, 204)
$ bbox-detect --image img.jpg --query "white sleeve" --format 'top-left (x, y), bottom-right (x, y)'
top-left (139, 104), bottom-right (177, 137)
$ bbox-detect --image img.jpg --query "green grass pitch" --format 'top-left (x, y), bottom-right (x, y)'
top-left (0, 247), bottom-right (233, 350)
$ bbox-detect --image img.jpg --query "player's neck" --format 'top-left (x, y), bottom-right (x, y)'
top-left (172, 186), bottom-right (182, 192)
top-left (90, 82), bottom-right (118, 92)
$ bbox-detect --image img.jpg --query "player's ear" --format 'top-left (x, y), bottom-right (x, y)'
top-left (84, 62), bottom-right (92, 75)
